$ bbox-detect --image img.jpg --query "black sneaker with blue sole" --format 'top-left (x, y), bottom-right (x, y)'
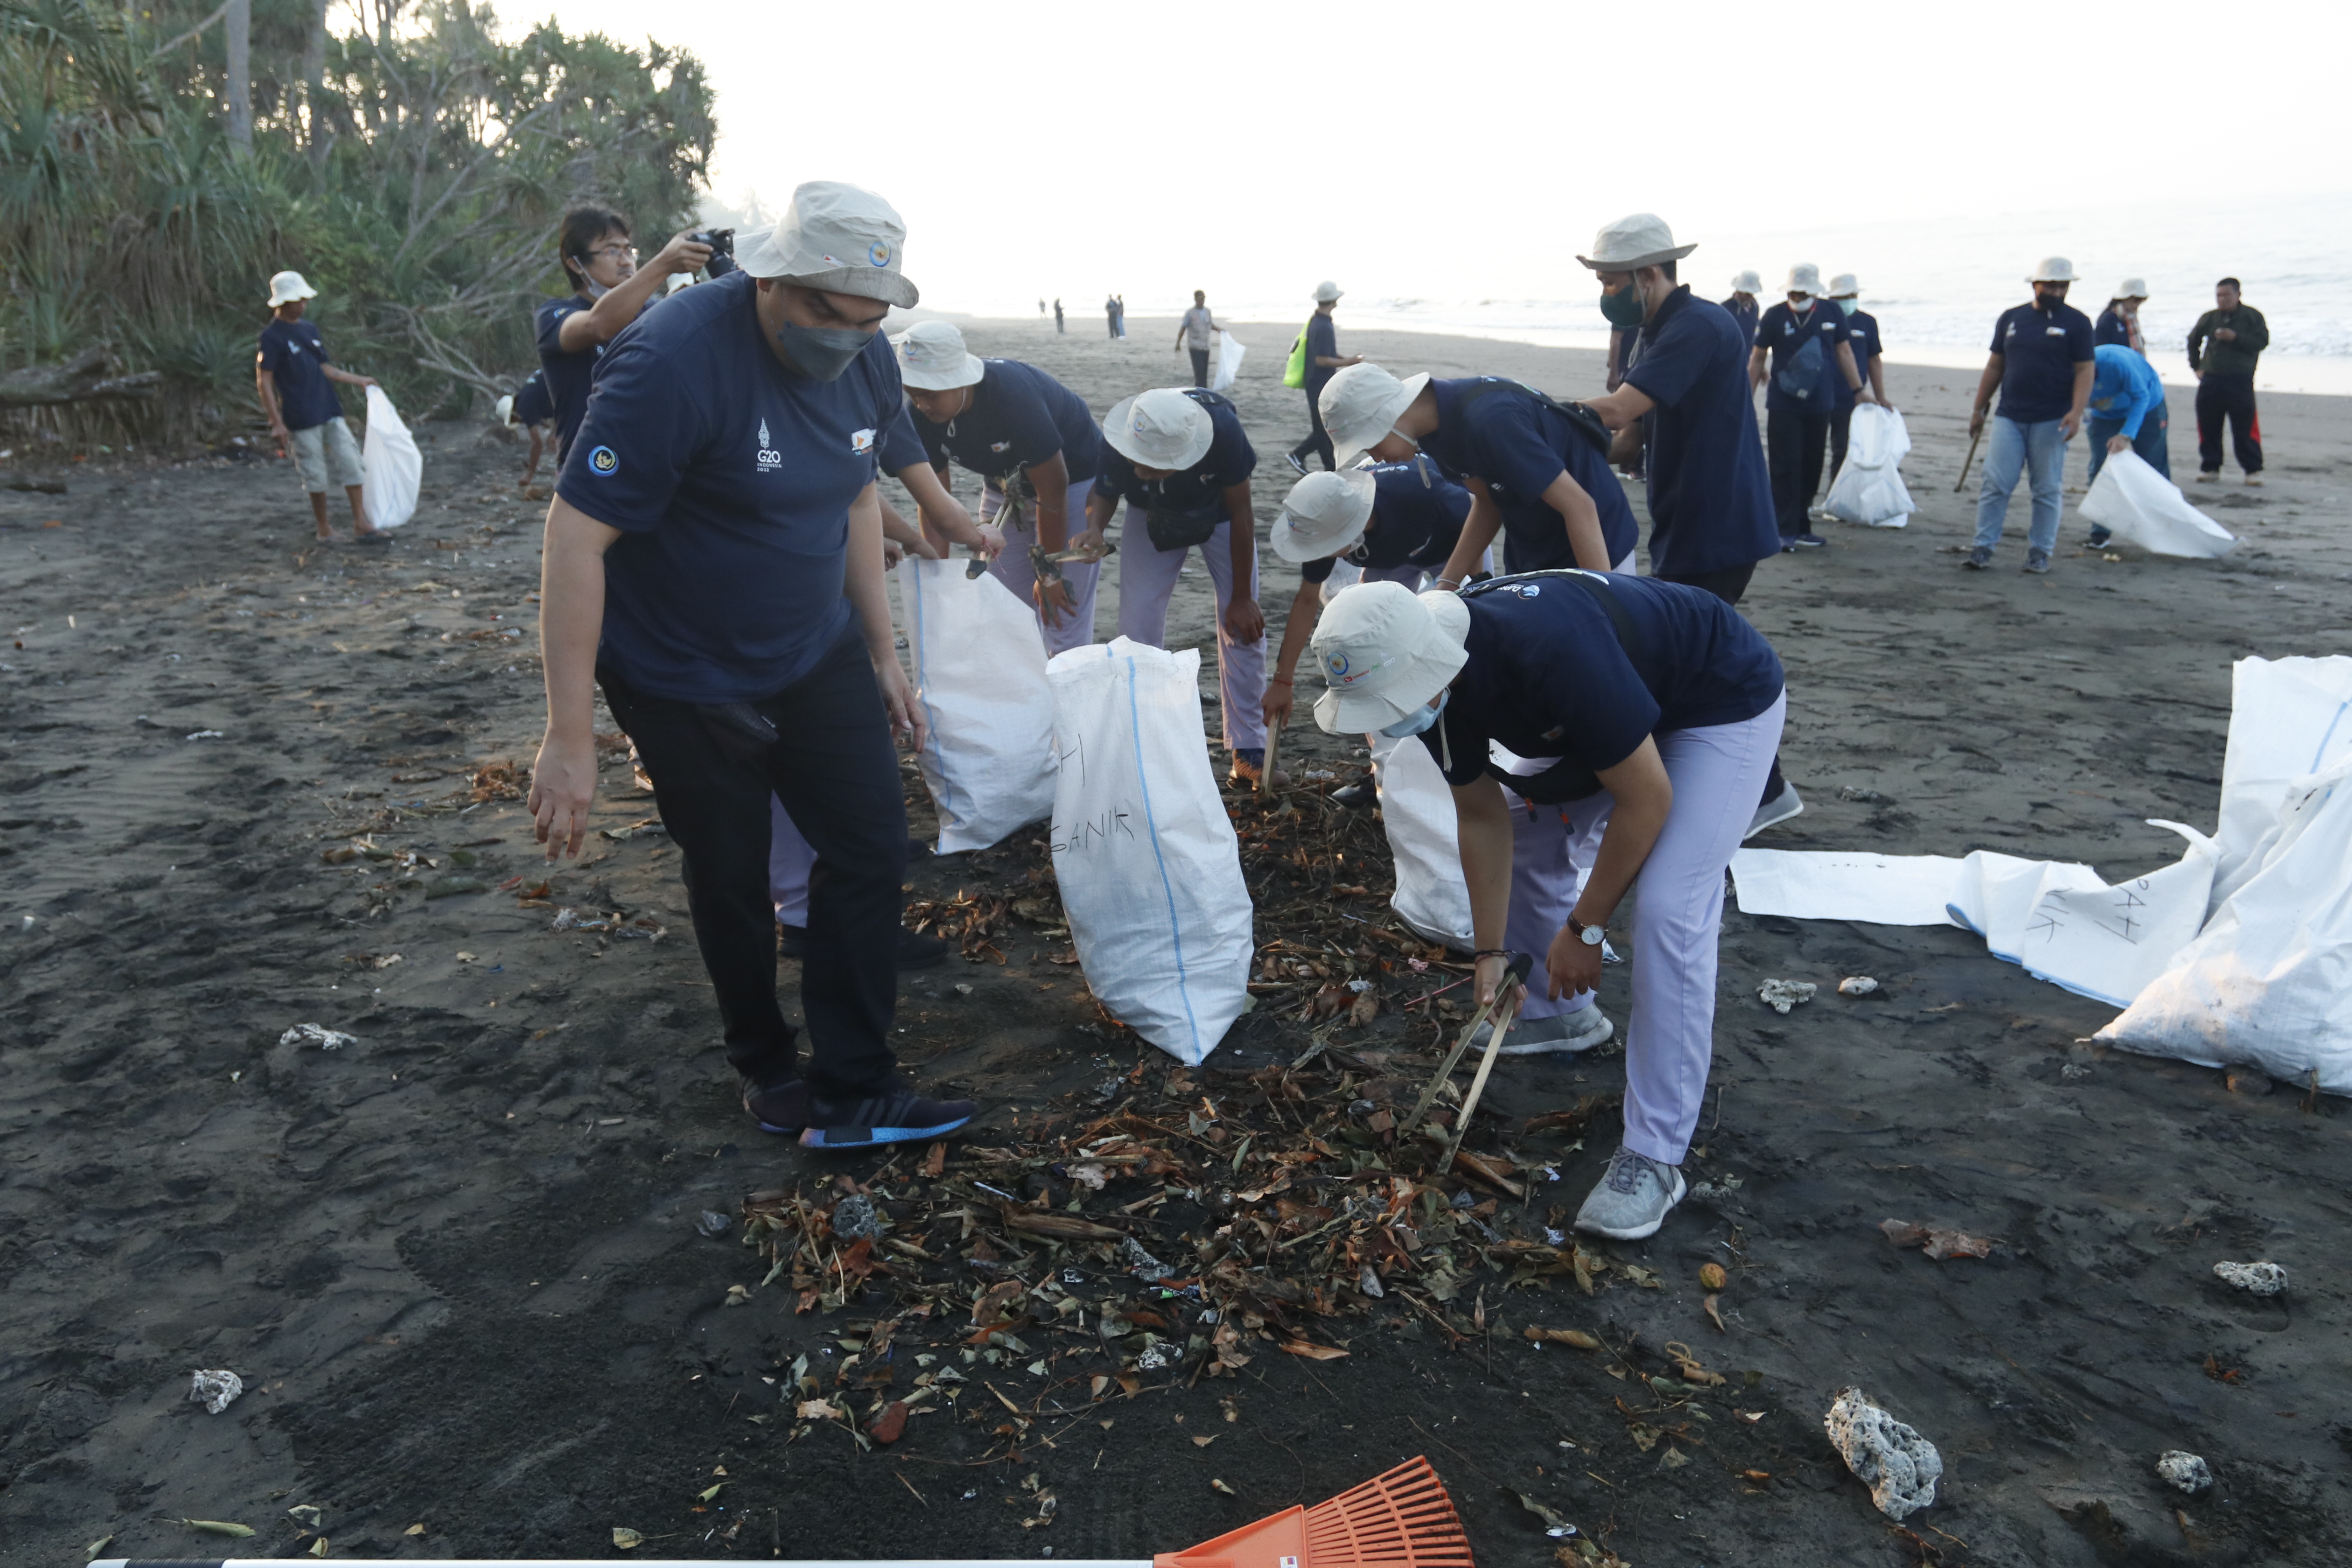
top-left (799, 1080), bottom-right (978, 1149)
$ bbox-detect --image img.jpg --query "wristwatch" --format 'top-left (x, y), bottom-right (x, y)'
top-left (1567, 916), bottom-right (1605, 947)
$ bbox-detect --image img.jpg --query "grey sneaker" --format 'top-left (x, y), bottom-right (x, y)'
top-left (1744, 780), bottom-right (1804, 841)
top-left (1962, 545), bottom-right (1994, 570)
top-left (1491, 1007), bottom-right (1614, 1057)
top-left (2024, 549), bottom-right (2052, 574)
top-left (1573, 1148), bottom-right (1688, 1240)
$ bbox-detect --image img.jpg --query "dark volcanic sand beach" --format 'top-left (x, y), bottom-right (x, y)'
top-left (4, 317), bottom-right (2351, 1568)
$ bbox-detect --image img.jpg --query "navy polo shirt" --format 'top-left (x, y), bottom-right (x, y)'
top-left (1831, 310), bottom-right (1883, 411)
top-left (1300, 460), bottom-right (1472, 584)
top-left (1757, 300), bottom-right (1847, 413)
top-left (877, 404), bottom-right (929, 477)
top-left (1095, 389), bottom-right (1256, 518)
top-left (537, 293), bottom-right (664, 463)
top-left (1990, 300), bottom-right (2095, 423)
top-left (2093, 306), bottom-right (2134, 349)
top-left (256, 318), bottom-right (340, 431)
top-left (1622, 288), bottom-right (1778, 579)
top-left (1719, 295), bottom-right (1760, 348)
top-left (512, 370), bottom-right (554, 429)
top-left (910, 359), bottom-right (1100, 485)
top-left (556, 270), bottom-right (903, 703)
top-left (1421, 573), bottom-right (1785, 787)
top-left (1420, 378), bottom-right (1636, 573)
top-left (1302, 313), bottom-right (1340, 396)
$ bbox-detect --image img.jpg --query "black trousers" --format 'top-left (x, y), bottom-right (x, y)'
top-left (1765, 404), bottom-right (1832, 536)
top-left (1828, 405), bottom-right (1854, 480)
top-left (2196, 372), bottom-right (2262, 475)
top-left (1289, 388), bottom-right (1335, 470)
top-left (597, 627), bottom-right (907, 1095)
top-left (1657, 561), bottom-right (1786, 806)
top-left (1188, 348), bottom-right (1211, 388)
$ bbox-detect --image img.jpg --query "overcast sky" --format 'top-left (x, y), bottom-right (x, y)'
top-left (516, 0), bottom-right (2348, 321)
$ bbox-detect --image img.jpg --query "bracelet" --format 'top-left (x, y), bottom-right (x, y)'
top-left (1471, 949), bottom-right (1510, 963)
top-left (1433, 577), bottom-right (1461, 592)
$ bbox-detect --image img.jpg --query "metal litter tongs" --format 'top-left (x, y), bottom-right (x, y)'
top-left (1400, 950), bottom-right (1533, 1173)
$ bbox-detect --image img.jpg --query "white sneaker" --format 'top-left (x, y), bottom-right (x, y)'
top-left (1745, 780), bottom-right (1804, 841)
top-left (1494, 1007), bottom-right (1615, 1057)
top-left (1573, 1148), bottom-right (1687, 1240)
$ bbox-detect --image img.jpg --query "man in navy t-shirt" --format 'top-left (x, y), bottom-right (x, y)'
top-left (1579, 213), bottom-right (1800, 838)
top-left (1824, 274), bottom-right (1889, 481)
top-left (254, 270), bottom-right (382, 542)
top-left (1719, 270), bottom-right (1762, 354)
top-left (1287, 281), bottom-right (1363, 475)
top-left (1746, 263), bottom-right (1874, 549)
top-left (1966, 257), bottom-right (2096, 573)
top-left (535, 205), bottom-right (714, 467)
top-left (528, 181), bottom-right (975, 1152)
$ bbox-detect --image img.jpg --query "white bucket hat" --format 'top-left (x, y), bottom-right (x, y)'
top-left (1828, 273), bottom-right (1860, 298)
top-left (1319, 362), bottom-right (1431, 469)
top-left (2116, 277), bottom-right (2149, 300)
top-left (893, 320), bottom-right (985, 391)
top-left (1785, 263), bottom-right (1824, 298)
top-left (1272, 469), bottom-right (1377, 562)
top-left (1103, 388), bottom-right (1214, 471)
top-left (1730, 269), bottom-right (1763, 294)
top-left (736, 181), bottom-right (919, 308)
top-left (1310, 582), bottom-right (1471, 734)
top-left (267, 270), bottom-right (318, 307)
top-left (1575, 213), bottom-right (1697, 271)
top-left (2029, 257), bottom-right (2076, 284)
top-left (1313, 280), bottom-right (1344, 303)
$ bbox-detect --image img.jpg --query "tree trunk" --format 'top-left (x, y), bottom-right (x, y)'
top-left (0, 349), bottom-right (164, 409)
top-left (224, 0), bottom-right (253, 156)
top-left (303, 0), bottom-right (329, 172)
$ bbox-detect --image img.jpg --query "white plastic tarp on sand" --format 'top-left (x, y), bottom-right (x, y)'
top-left (1730, 656), bottom-right (2352, 1083)
top-left (1370, 731), bottom-right (1474, 950)
top-left (1046, 638), bottom-right (1253, 1065)
top-left (1211, 333), bottom-right (1246, 393)
top-left (1821, 406), bottom-right (1916, 527)
top-left (2078, 452), bottom-right (2236, 559)
top-left (903, 561), bottom-right (1057, 853)
top-left (361, 386), bottom-right (422, 530)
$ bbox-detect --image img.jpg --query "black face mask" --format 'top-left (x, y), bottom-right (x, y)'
top-left (776, 321), bottom-right (870, 382)
top-left (2035, 289), bottom-right (2067, 311)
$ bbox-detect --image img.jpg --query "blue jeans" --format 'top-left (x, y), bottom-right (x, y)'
top-left (1972, 415), bottom-right (2069, 556)
top-left (2086, 407), bottom-right (2170, 485)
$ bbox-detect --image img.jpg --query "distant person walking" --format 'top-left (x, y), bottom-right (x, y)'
top-left (1177, 290), bottom-right (1220, 387)
top-left (2096, 279), bottom-right (2148, 353)
top-left (256, 270), bottom-right (382, 543)
top-left (537, 205), bottom-right (711, 465)
top-left (1749, 263), bottom-right (1874, 550)
top-left (1824, 273), bottom-right (1890, 481)
top-left (1106, 295), bottom-right (1119, 339)
top-left (1286, 280), bottom-right (1363, 475)
top-left (1720, 270), bottom-right (1762, 351)
top-left (1965, 257), bottom-right (2095, 573)
top-left (1115, 296), bottom-right (1126, 337)
top-left (1053, 298), bottom-right (1064, 334)
top-left (2189, 277), bottom-right (2268, 485)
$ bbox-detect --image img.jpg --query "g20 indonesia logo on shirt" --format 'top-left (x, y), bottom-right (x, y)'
top-left (589, 446), bottom-right (619, 476)
top-left (850, 428), bottom-right (876, 455)
top-left (757, 418), bottom-right (781, 471)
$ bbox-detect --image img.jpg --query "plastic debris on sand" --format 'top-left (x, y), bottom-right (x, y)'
top-left (2157, 1451), bottom-right (2213, 1493)
top-left (1838, 976), bottom-right (1879, 997)
top-left (1824, 1386), bottom-right (1942, 1520)
top-left (279, 1023), bottom-right (357, 1050)
top-left (189, 1368), bottom-right (244, 1415)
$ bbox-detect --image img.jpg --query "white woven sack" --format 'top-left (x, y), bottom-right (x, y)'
top-left (361, 386), bottom-right (421, 529)
top-left (1370, 731), bottom-right (1473, 950)
top-left (1822, 406), bottom-right (1915, 527)
top-left (1211, 332), bottom-right (1246, 392)
top-left (2079, 451), bottom-right (2235, 558)
top-left (904, 560), bottom-right (1057, 853)
top-left (1046, 638), bottom-right (1254, 1064)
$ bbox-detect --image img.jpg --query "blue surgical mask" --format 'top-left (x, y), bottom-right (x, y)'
top-left (1837, 298), bottom-right (1858, 316)
top-left (1379, 688), bottom-right (1449, 739)
top-left (776, 321), bottom-right (870, 383)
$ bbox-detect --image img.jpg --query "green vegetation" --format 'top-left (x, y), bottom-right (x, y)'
top-left (1, 0), bottom-right (715, 442)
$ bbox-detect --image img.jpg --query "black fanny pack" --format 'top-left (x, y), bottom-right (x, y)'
top-left (1144, 499), bottom-right (1223, 553)
top-left (1459, 570), bottom-right (1642, 804)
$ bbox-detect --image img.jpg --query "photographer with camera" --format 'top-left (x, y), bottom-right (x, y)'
top-left (535, 206), bottom-right (715, 465)
top-left (530, 181), bottom-right (977, 1151)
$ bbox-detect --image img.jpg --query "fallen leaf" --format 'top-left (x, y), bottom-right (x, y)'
top-left (612, 1528), bottom-right (643, 1550)
top-left (1659, 1445), bottom-right (1690, 1470)
top-left (1664, 1341), bottom-right (1727, 1386)
top-left (184, 1521), bottom-right (257, 1537)
top-left (697, 1483), bottom-right (724, 1502)
top-left (1698, 1262), bottom-right (1728, 1292)
top-left (797, 1399), bottom-right (841, 1420)
top-left (1191, 1435), bottom-right (1216, 1448)
top-left (286, 1505), bottom-right (324, 1528)
top-left (1626, 1422), bottom-right (1661, 1453)
top-left (1001, 1210), bottom-right (1127, 1242)
top-left (1277, 1339), bottom-right (1348, 1361)
top-left (85, 1538), bottom-right (115, 1557)
top-left (1089, 1375), bottom-right (1110, 1399)
top-left (1210, 1479), bottom-right (1238, 1496)
top-left (1523, 1325), bottom-right (1602, 1350)
top-left (920, 1141), bottom-right (947, 1178)
top-left (868, 1400), bottom-right (909, 1445)
top-left (308, 1537), bottom-right (329, 1557)
top-left (1703, 1294), bottom-right (1726, 1334)
top-left (1742, 1469), bottom-right (1772, 1482)
top-left (723, 1284), bottom-right (752, 1306)
top-left (403, 1524), bottom-right (426, 1537)
top-left (1923, 1229), bottom-right (1995, 1261)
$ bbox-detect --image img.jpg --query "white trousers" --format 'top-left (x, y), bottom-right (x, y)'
top-left (979, 476), bottom-right (1098, 657)
top-left (1504, 692), bottom-right (1785, 1165)
top-left (1115, 509), bottom-right (1267, 752)
top-left (769, 795), bottom-right (815, 925)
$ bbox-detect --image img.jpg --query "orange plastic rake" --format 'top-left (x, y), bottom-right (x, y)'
top-left (91, 1457), bottom-right (1475, 1568)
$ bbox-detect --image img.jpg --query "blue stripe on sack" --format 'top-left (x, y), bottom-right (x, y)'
top-left (2309, 700), bottom-right (2351, 773)
top-left (1123, 652), bottom-right (1200, 1054)
top-left (910, 566), bottom-right (957, 829)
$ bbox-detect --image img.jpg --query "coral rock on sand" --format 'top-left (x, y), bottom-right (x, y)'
top-left (2213, 1260), bottom-right (2288, 1296)
top-left (1758, 978), bottom-right (1817, 1014)
top-left (2156, 1451), bottom-right (2213, 1493)
top-left (1825, 1386), bottom-right (1942, 1520)
top-left (189, 1369), bottom-right (243, 1415)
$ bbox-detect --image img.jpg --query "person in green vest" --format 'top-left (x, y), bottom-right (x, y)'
top-left (1285, 280), bottom-right (1364, 475)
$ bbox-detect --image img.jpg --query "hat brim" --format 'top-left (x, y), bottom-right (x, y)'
top-left (1270, 471), bottom-right (1375, 562)
top-left (900, 352), bottom-right (985, 392)
top-left (1327, 371), bottom-right (1430, 469)
top-left (737, 229), bottom-right (920, 307)
top-left (1574, 242), bottom-right (1698, 272)
top-left (2027, 273), bottom-right (2075, 285)
top-left (267, 285), bottom-right (318, 305)
top-left (1102, 392), bottom-right (1215, 472)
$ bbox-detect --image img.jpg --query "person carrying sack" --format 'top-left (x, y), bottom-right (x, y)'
top-left (1285, 281), bottom-right (1363, 475)
top-left (894, 321), bottom-right (1106, 656)
top-left (1078, 387), bottom-right (1276, 786)
top-left (1746, 263), bottom-right (1875, 550)
top-left (1309, 574), bottom-right (1787, 1239)
top-left (255, 270), bottom-right (383, 543)
top-left (528, 180), bottom-right (976, 1151)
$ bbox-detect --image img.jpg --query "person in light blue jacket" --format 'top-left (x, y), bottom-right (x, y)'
top-left (2085, 342), bottom-right (2171, 547)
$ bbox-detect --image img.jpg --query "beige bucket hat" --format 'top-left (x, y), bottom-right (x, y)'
top-left (267, 270), bottom-right (318, 307)
top-left (2029, 257), bottom-right (2077, 284)
top-left (1576, 214), bottom-right (1697, 271)
top-left (1103, 388), bottom-right (1214, 471)
top-left (2115, 277), bottom-right (2148, 299)
top-left (893, 321), bottom-right (985, 391)
top-left (1310, 581), bottom-right (1471, 734)
top-left (1313, 280), bottom-right (1344, 303)
top-left (737, 181), bottom-right (919, 308)
top-left (1785, 263), bottom-right (1824, 297)
top-left (1828, 273), bottom-right (1860, 298)
top-left (1730, 269), bottom-right (1763, 294)
top-left (1272, 469), bottom-right (1377, 562)
top-left (1319, 362), bottom-right (1431, 469)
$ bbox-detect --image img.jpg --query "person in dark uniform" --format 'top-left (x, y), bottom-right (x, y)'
top-left (1311, 574), bottom-right (1786, 1240)
top-left (1286, 280), bottom-right (1363, 474)
top-left (1747, 263), bottom-right (1875, 550)
top-left (1966, 257), bottom-right (2096, 571)
top-left (535, 205), bottom-right (711, 467)
top-left (1719, 269), bottom-right (1762, 351)
top-left (1824, 273), bottom-right (1890, 482)
top-left (528, 180), bottom-right (975, 1151)
top-left (2095, 279), bottom-right (2148, 353)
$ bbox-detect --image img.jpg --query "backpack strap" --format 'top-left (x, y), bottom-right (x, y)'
top-left (1446, 378), bottom-right (1612, 459)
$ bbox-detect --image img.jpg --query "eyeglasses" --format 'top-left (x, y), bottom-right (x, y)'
top-left (586, 244), bottom-right (638, 261)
